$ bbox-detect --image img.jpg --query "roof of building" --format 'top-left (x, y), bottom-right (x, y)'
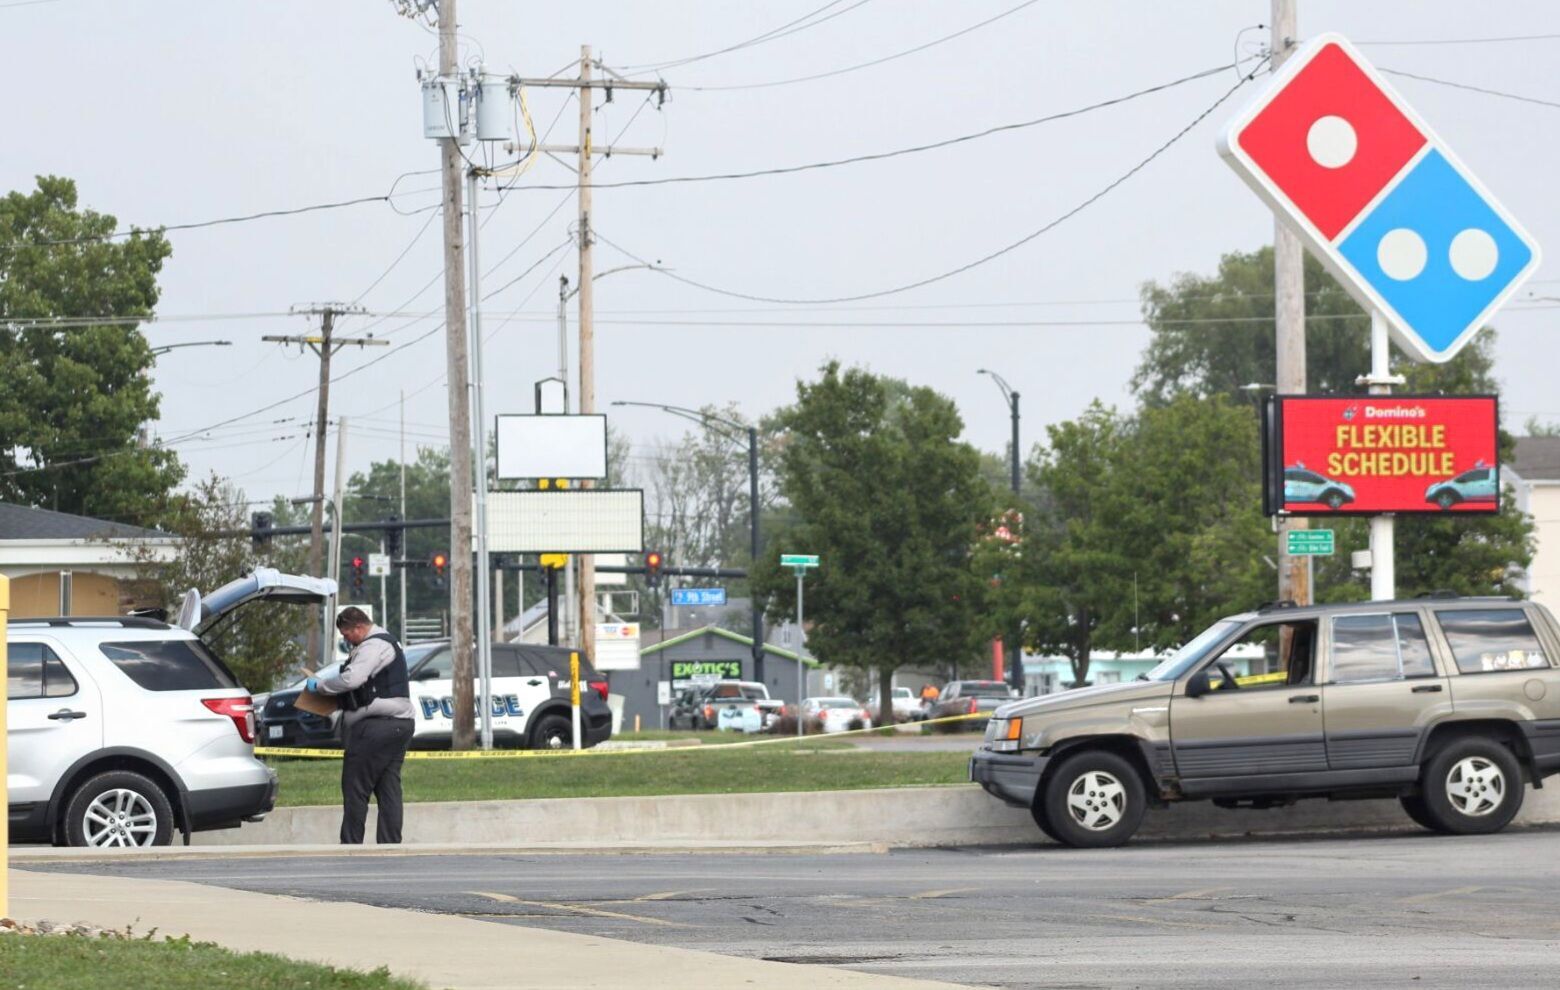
top-left (640, 624), bottom-right (816, 666)
top-left (1513, 437), bottom-right (1560, 482)
top-left (0, 502), bottom-right (169, 541)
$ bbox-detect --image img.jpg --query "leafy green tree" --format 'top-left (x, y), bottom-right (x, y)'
top-left (1135, 245), bottom-right (1533, 603)
top-left (755, 364), bottom-right (993, 717)
top-left (0, 176), bottom-right (181, 522)
top-left (341, 446), bottom-right (453, 627)
top-left (119, 475), bottom-right (309, 692)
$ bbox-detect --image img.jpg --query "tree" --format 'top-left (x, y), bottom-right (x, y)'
top-left (1135, 245), bottom-right (1533, 603)
top-left (118, 475), bottom-right (310, 692)
top-left (0, 176), bottom-right (181, 523)
top-left (755, 364), bottom-right (993, 720)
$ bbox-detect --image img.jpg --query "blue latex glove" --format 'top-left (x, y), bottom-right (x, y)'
top-left (305, 677), bottom-right (320, 693)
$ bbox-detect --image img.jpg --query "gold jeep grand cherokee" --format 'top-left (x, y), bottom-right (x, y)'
top-left (971, 596), bottom-right (1560, 848)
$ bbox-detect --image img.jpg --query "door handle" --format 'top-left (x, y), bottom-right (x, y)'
top-left (47, 709), bottom-right (88, 721)
top-left (1412, 684), bottom-right (1444, 693)
top-left (526, 679), bottom-right (543, 687)
top-left (1288, 694), bottom-right (1320, 704)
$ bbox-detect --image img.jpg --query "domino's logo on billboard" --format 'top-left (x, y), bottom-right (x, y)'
top-left (1219, 34), bottom-right (1539, 363)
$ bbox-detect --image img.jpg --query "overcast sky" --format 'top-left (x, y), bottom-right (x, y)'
top-left (6, 0), bottom-right (1559, 506)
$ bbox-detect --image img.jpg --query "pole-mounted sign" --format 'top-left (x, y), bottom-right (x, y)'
top-left (1219, 34), bottom-right (1539, 364)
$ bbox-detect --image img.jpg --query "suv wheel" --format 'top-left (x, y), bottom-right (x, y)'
top-left (1399, 794), bottom-right (1439, 831)
top-left (1418, 738), bottom-right (1524, 835)
top-left (64, 771), bottom-right (174, 848)
top-left (529, 713), bottom-right (574, 750)
top-left (1040, 751), bottom-right (1147, 848)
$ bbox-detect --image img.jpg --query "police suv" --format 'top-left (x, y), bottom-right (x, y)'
top-left (261, 639), bottom-right (613, 750)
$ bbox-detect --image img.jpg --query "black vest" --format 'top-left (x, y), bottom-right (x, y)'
top-left (340, 632), bottom-right (409, 712)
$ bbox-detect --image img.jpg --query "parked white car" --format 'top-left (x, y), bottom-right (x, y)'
top-left (7, 568), bottom-right (331, 847)
top-left (801, 696), bottom-right (872, 733)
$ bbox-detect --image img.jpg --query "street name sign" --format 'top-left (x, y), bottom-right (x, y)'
top-left (671, 587), bottom-right (727, 607)
top-left (781, 554), bottom-right (819, 568)
top-left (1287, 529), bottom-right (1335, 556)
top-left (1219, 34), bottom-right (1539, 363)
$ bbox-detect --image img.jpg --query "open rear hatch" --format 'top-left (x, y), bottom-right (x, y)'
top-left (175, 567), bottom-right (338, 635)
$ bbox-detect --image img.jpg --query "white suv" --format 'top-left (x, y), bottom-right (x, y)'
top-left (7, 568), bottom-right (332, 847)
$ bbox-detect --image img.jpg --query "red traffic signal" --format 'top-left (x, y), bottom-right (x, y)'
top-left (351, 555), bottom-right (365, 569)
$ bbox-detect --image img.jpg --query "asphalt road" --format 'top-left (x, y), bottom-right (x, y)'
top-left (40, 830), bottom-right (1560, 989)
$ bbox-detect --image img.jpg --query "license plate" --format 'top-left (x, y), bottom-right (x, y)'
top-left (268, 725), bottom-right (284, 740)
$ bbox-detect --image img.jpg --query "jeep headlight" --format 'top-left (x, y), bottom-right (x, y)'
top-left (986, 717), bottom-right (1023, 753)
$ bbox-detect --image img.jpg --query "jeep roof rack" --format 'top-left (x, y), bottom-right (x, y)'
top-left (1256, 599), bottom-right (1299, 612)
top-left (6, 616), bottom-right (171, 629)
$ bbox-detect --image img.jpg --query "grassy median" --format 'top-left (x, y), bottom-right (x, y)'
top-left (267, 741), bottom-right (970, 806)
top-left (0, 935), bottom-right (426, 989)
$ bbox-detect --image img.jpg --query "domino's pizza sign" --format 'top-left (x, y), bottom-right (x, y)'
top-left (1219, 34), bottom-right (1540, 363)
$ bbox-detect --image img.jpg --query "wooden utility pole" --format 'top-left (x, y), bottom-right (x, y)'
top-left (510, 53), bottom-right (666, 673)
top-left (1271, 0), bottom-right (1311, 607)
top-left (264, 302), bottom-right (375, 664)
top-left (437, 0), bottom-right (477, 749)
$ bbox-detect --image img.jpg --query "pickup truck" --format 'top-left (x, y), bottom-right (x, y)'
top-left (669, 680), bottom-right (784, 732)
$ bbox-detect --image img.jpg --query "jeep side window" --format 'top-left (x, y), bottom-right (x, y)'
top-left (1435, 609), bottom-right (1551, 674)
top-left (1203, 621), bottom-right (1315, 690)
top-left (1331, 613), bottom-right (1437, 683)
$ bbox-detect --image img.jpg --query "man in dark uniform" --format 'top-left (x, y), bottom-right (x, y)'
top-left (309, 607), bottom-right (415, 844)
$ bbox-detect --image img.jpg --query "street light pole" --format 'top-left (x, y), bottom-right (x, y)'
top-left (612, 400), bottom-right (765, 686)
top-left (978, 369), bottom-right (1023, 692)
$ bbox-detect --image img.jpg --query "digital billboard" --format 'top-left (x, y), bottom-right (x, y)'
top-left (1262, 395), bottom-right (1499, 516)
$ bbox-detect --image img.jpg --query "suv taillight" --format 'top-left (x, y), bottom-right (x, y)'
top-left (203, 696), bottom-right (256, 744)
top-left (588, 679), bottom-right (609, 701)
top-left (968, 697), bottom-right (979, 714)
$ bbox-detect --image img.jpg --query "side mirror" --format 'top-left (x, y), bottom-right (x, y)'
top-left (1185, 669), bottom-right (1211, 699)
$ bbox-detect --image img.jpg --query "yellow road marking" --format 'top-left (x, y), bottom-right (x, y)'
top-left (1396, 885), bottom-right (1484, 905)
top-left (909, 887), bottom-right (980, 900)
top-left (1089, 913), bottom-right (1220, 930)
top-left (631, 889), bottom-right (710, 902)
top-left (1141, 885), bottom-right (1234, 904)
top-left (465, 890), bottom-right (690, 927)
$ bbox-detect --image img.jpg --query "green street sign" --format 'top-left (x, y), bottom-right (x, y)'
top-left (780, 554), bottom-right (819, 568)
top-left (1287, 529), bottom-right (1335, 556)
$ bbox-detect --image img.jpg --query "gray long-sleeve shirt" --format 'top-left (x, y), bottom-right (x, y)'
top-left (317, 625), bottom-right (415, 730)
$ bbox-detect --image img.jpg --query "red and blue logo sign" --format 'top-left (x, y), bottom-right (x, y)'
top-left (1219, 35), bottom-right (1539, 363)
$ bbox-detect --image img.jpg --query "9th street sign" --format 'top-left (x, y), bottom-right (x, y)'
top-left (1287, 529), bottom-right (1336, 556)
top-left (1219, 34), bottom-right (1539, 363)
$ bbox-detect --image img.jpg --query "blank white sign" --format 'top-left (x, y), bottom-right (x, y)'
top-left (495, 414), bottom-right (608, 480)
top-left (487, 490), bottom-right (644, 553)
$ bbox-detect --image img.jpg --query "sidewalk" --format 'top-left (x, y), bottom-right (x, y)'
top-left (9, 869), bottom-right (970, 990)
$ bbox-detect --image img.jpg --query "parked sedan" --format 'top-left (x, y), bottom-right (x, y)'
top-left (800, 696), bottom-right (872, 733)
top-left (928, 680), bottom-right (1018, 730)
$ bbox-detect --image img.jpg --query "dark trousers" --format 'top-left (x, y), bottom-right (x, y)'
top-left (340, 716), bottom-right (414, 844)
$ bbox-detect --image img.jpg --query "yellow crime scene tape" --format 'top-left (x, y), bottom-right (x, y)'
top-left (254, 712), bottom-right (991, 761)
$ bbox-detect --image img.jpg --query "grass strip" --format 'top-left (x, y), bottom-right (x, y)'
top-left (0, 934), bottom-right (426, 989)
top-left (270, 747), bottom-right (969, 806)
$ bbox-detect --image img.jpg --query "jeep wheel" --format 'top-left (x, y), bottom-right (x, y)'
top-left (1419, 738), bottom-right (1523, 835)
top-left (529, 713), bottom-right (574, 750)
top-left (1040, 751), bottom-right (1147, 848)
top-left (64, 771), bottom-right (174, 848)
top-left (1029, 801), bottom-right (1062, 844)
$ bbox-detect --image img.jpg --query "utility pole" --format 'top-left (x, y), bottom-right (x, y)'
top-left (436, 0), bottom-right (477, 750)
top-left (1271, 0), bottom-right (1311, 607)
top-left (510, 52), bottom-right (667, 676)
top-left (399, 389), bottom-right (408, 643)
top-left (264, 303), bottom-right (374, 664)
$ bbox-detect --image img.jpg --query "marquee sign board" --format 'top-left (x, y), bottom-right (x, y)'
top-left (1219, 34), bottom-right (1539, 363)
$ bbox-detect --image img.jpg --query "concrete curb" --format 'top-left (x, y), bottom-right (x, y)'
top-left (11, 840), bottom-right (887, 864)
top-left (182, 781), bottom-right (1560, 849)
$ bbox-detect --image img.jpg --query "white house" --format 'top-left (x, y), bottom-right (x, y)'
top-left (0, 502), bottom-right (180, 617)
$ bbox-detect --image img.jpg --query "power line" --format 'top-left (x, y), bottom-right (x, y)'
top-left (685, 0), bottom-right (1043, 92)
top-left (482, 61), bottom-right (1240, 193)
top-left (595, 62), bottom-right (1265, 306)
top-left (1358, 32), bottom-right (1560, 47)
top-left (1379, 67), bottom-right (1560, 111)
top-left (620, 0), bottom-right (869, 72)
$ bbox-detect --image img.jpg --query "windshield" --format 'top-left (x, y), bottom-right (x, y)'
top-left (964, 682), bottom-right (1012, 698)
top-left (813, 698), bottom-right (858, 709)
top-left (1142, 620), bottom-right (1242, 682)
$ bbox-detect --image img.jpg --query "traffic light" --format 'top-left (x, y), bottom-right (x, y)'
top-left (430, 550), bottom-right (449, 589)
top-left (385, 515), bottom-right (402, 558)
top-left (250, 511), bottom-right (273, 551)
top-left (350, 556), bottom-right (366, 597)
top-left (645, 550), bottom-right (664, 587)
